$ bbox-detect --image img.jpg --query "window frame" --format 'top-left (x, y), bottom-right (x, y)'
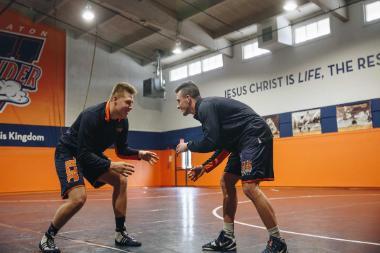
top-left (168, 54), bottom-right (224, 83)
top-left (169, 64), bottom-right (188, 82)
top-left (188, 60), bottom-right (202, 77)
top-left (292, 15), bottom-right (331, 46)
top-left (241, 39), bottom-right (271, 61)
top-left (363, 0), bottom-right (380, 25)
top-left (202, 53), bottom-right (224, 72)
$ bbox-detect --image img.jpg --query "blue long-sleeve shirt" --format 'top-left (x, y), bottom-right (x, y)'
top-left (59, 102), bottom-right (139, 173)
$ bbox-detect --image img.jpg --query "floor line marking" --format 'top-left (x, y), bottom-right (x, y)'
top-left (240, 200), bottom-right (380, 221)
top-left (60, 229), bottom-right (90, 234)
top-left (211, 194), bottom-right (380, 247)
top-left (0, 222), bottom-right (132, 252)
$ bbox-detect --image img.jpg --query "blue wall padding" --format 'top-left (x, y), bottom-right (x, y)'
top-left (161, 126), bottom-right (203, 149)
top-left (321, 106), bottom-right (338, 133)
top-left (279, 113), bottom-right (292, 137)
top-left (127, 131), bottom-right (164, 150)
top-left (0, 123), bottom-right (204, 150)
top-left (1, 98), bottom-right (379, 149)
top-left (0, 123), bottom-right (63, 147)
top-left (371, 98), bottom-right (380, 128)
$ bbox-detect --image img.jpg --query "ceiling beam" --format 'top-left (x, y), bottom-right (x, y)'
top-left (91, 0), bottom-right (232, 57)
top-left (33, 0), bottom-right (70, 23)
top-left (310, 0), bottom-right (349, 22)
top-left (211, 0), bottom-right (309, 38)
top-left (153, 0), bottom-right (226, 21)
top-left (111, 27), bottom-right (159, 53)
top-left (180, 20), bottom-right (232, 56)
top-left (75, 13), bottom-right (118, 39)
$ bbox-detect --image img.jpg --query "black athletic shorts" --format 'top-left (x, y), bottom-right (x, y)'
top-left (225, 136), bottom-right (274, 182)
top-left (55, 144), bottom-right (106, 199)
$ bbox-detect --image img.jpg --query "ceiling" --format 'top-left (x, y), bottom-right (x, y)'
top-left (0, 0), bottom-right (355, 67)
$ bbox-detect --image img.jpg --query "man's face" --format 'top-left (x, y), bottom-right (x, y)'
top-left (113, 91), bottom-right (134, 119)
top-left (176, 91), bottom-right (191, 116)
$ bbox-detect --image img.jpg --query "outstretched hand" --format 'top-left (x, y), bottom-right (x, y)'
top-left (139, 150), bottom-right (159, 165)
top-left (187, 165), bottom-right (206, 182)
top-left (110, 161), bottom-right (135, 177)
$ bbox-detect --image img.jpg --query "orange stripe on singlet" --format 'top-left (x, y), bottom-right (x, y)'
top-left (105, 101), bottom-right (111, 122)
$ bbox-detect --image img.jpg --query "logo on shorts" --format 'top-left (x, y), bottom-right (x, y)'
top-left (0, 27), bottom-right (46, 112)
top-left (65, 159), bottom-right (79, 183)
top-left (241, 160), bottom-right (253, 176)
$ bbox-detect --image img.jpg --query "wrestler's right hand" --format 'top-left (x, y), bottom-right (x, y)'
top-left (187, 165), bottom-right (206, 182)
top-left (110, 161), bottom-right (135, 177)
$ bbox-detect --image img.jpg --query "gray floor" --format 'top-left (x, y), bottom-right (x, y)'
top-left (0, 187), bottom-right (379, 253)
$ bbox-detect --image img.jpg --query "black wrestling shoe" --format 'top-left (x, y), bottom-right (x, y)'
top-left (262, 236), bottom-right (288, 253)
top-left (39, 233), bottom-right (60, 253)
top-left (115, 229), bottom-right (142, 247)
top-left (202, 230), bottom-right (236, 251)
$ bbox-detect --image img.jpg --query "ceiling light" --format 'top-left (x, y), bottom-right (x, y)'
top-left (172, 40), bottom-right (182, 54)
top-left (82, 4), bottom-right (95, 22)
top-left (283, 1), bottom-right (298, 11)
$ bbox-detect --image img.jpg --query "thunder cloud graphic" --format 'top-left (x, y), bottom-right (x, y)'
top-left (0, 80), bottom-right (30, 105)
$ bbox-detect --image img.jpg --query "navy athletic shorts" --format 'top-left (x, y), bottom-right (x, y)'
top-left (225, 136), bottom-right (274, 182)
top-left (55, 144), bottom-right (106, 199)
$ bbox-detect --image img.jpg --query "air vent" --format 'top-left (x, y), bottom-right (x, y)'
top-left (258, 16), bottom-right (292, 51)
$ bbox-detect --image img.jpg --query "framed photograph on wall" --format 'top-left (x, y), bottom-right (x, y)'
top-left (336, 102), bottom-right (372, 132)
top-left (292, 109), bottom-right (321, 136)
top-left (263, 115), bottom-right (280, 138)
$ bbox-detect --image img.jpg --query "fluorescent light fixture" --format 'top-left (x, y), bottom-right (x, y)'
top-left (172, 40), bottom-right (183, 54)
top-left (82, 4), bottom-right (95, 22)
top-left (283, 1), bottom-right (298, 11)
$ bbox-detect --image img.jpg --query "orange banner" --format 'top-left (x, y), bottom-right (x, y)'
top-left (0, 10), bottom-right (65, 126)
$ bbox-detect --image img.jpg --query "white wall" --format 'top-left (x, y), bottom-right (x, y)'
top-left (66, 33), bottom-right (163, 131)
top-left (161, 1), bottom-right (380, 131)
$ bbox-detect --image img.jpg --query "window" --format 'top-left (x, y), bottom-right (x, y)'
top-left (294, 17), bottom-right (330, 44)
top-left (169, 54), bottom-right (223, 83)
top-left (365, 1), bottom-right (380, 22)
top-left (202, 54), bottom-right (223, 72)
top-left (188, 61), bottom-right (201, 76)
top-left (169, 65), bottom-right (187, 81)
top-left (242, 41), bottom-right (270, 60)
top-left (181, 150), bottom-right (192, 169)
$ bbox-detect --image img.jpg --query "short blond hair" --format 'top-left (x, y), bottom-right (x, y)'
top-left (109, 82), bottom-right (137, 99)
